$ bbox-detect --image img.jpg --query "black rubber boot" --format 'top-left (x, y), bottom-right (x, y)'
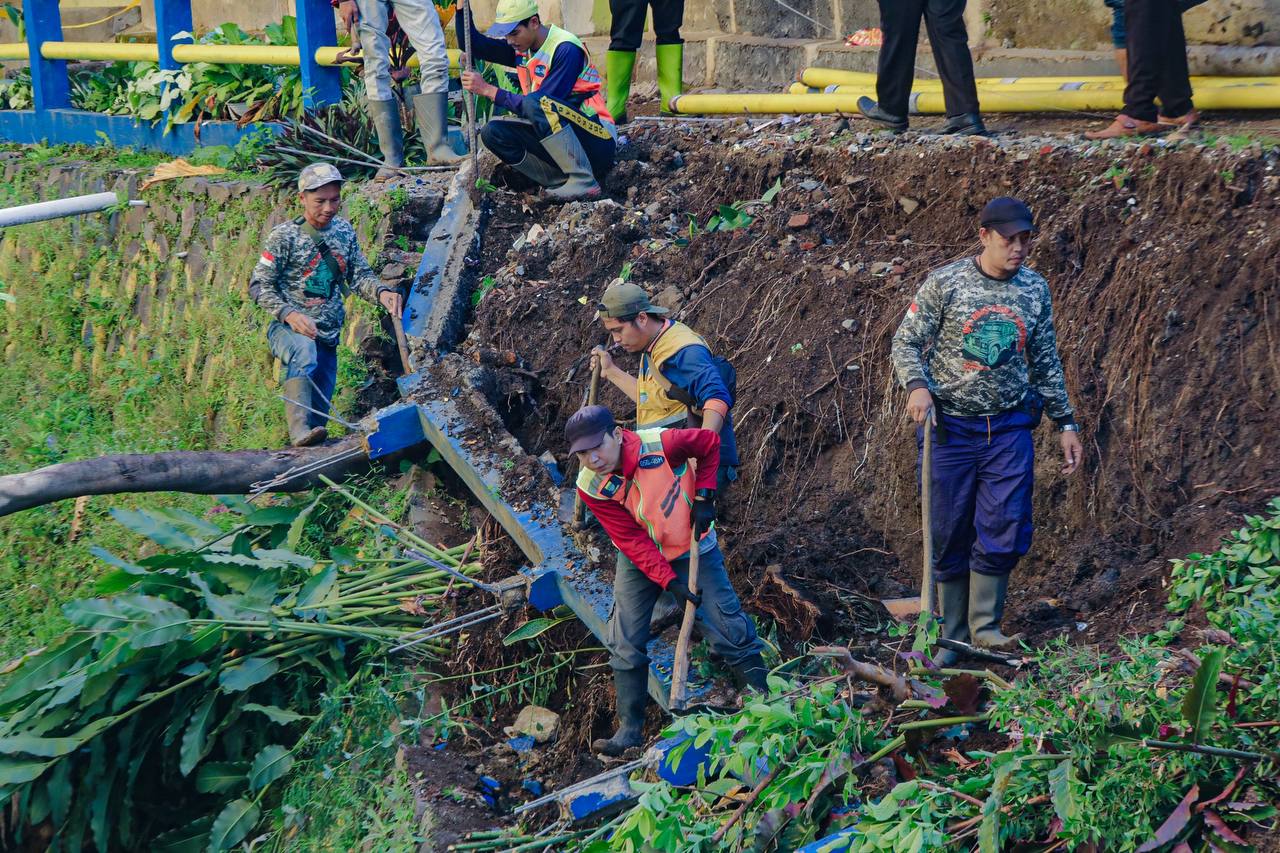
top-left (933, 576), bottom-right (970, 666)
top-left (857, 96), bottom-right (908, 133)
top-left (731, 654), bottom-right (770, 693)
top-left (939, 113), bottom-right (988, 136)
top-left (592, 667), bottom-right (649, 757)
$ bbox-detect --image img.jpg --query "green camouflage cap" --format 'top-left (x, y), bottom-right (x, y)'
top-left (596, 281), bottom-right (669, 319)
top-left (298, 162), bottom-right (345, 192)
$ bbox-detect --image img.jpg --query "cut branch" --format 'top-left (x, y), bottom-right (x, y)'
top-left (0, 438), bottom-right (378, 517)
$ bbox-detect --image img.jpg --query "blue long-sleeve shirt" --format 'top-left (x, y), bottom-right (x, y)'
top-left (658, 345), bottom-right (740, 468)
top-left (455, 16), bottom-right (586, 114)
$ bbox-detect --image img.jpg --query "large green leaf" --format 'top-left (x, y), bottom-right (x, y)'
top-left (152, 816), bottom-right (213, 853)
top-left (1048, 760), bottom-right (1080, 826)
top-left (248, 744), bottom-right (294, 792)
top-left (206, 797), bottom-right (260, 852)
top-left (294, 565), bottom-right (337, 619)
top-left (62, 595), bottom-right (192, 649)
top-left (1182, 648), bottom-right (1224, 741)
top-left (110, 507), bottom-right (198, 549)
top-left (0, 733), bottom-right (84, 758)
top-left (243, 505), bottom-right (303, 527)
top-left (0, 633), bottom-right (94, 706)
top-left (502, 616), bottom-right (574, 646)
top-left (219, 658), bottom-right (279, 693)
top-left (180, 693), bottom-right (218, 776)
top-left (0, 756), bottom-right (53, 785)
top-left (242, 703), bottom-right (309, 725)
top-left (195, 761), bottom-right (249, 794)
top-left (88, 546), bottom-right (145, 575)
top-left (47, 756), bottom-right (72, 825)
top-left (148, 506), bottom-right (223, 538)
top-left (978, 758), bottom-right (1018, 853)
top-left (286, 497), bottom-right (320, 550)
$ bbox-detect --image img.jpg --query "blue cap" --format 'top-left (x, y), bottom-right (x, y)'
top-left (980, 197), bottom-right (1035, 237)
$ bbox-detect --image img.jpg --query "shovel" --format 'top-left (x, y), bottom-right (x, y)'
top-left (880, 412), bottom-right (936, 619)
top-left (669, 460), bottom-right (700, 712)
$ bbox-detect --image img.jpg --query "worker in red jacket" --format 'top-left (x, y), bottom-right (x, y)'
top-left (570, 405), bottom-right (767, 756)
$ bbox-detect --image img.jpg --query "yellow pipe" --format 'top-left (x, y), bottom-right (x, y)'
top-left (0, 42), bottom-right (29, 60)
top-left (171, 44), bottom-right (301, 65)
top-left (40, 41), bottom-right (158, 62)
top-left (674, 84), bottom-right (1280, 114)
top-left (800, 67), bottom-right (1280, 91)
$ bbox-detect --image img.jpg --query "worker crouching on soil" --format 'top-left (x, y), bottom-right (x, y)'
top-left (249, 163), bottom-right (404, 447)
top-left (457, 0), bottom-right (616, 201)
top-left (569, 404), bottom-right (767, 756)
top-left (890, 197), bottom-right (1083, 665)
top-left (589, 282), bottom-right (739, 491)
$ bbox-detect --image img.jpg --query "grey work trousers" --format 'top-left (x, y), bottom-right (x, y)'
top-left (607, 541), bottom-right (764, 672)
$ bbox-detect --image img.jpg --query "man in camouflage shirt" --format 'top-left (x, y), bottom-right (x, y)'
top-left (249, 163), bottom-right (402, 446)
top-left (891, 197), bottom-right (1083, 663)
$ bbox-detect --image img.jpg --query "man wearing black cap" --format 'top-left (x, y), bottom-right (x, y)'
top-left (568, 404), bottom-right (767, 756)
top-left (589, 281), bottom-right (739, 491)
top-left (890, 197), bottom-right (1082, 665)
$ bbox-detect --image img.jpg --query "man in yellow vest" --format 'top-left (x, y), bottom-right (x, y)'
top-left (458, 0), bottom-right (616, 200)
top-left (589, 282), bottom-right (739, 490)
top-left (569, 404), bottom-right (767, 756)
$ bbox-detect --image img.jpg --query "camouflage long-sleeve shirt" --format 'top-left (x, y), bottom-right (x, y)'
top-left (891, 258), bottom-right (1075, 424)
top-left (249, 216), bottom-right (387, 346)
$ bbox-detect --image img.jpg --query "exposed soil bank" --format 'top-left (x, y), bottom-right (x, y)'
top-left (464, 119), bottom-right (1280, 648)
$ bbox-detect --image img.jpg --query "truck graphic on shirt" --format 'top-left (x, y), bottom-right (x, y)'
top-left (962, 316), bottom-right (1021, 368)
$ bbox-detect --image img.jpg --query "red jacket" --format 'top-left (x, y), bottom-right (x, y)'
top-left (578, 428), bottom-right (720, 587)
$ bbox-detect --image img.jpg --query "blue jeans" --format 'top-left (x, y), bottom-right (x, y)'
top-left (268, 321), bottom-right (338, 429)
top-left (920, 410), bottom-right (1037, 581)
top-left (607, 541), bottom-right (763, 672)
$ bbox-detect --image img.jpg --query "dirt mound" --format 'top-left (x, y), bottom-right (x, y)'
top-left (463, 119), bottom-right (1279, 650)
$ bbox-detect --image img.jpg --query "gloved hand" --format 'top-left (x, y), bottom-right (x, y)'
top-left (692, 489), bottom-right (717, 538)
top-left (667, 578), bottom-right (702, 609)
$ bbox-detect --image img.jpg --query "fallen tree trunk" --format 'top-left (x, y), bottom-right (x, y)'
top-left (0, 439), bottom-right (374, 517)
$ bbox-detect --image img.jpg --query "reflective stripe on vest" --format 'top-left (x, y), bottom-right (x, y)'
top-left (576, 428), bottom-right (704, 560)
top-left (515, 25), bottom-right (616, 137)
top-left (636, 321), bottom-right (708, 430)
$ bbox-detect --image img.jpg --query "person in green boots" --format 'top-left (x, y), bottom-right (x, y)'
top-left (605, 0), bottom-right (685, 123)
top-left (249, 164), bottom-right (404, 447)
top-left (338, 0), bottom-right (464, 180)
top-left (458, 0), bottom-right (617, 201)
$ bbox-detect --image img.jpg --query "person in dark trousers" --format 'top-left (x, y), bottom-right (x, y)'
top-left (569, 405), bottom-right (767, 756)
top-left (890, 197), bottom-right (1083, 665)
top-left (857, 0), bottom-right (985, 136)
top-left (589, 282), bottom-right (739, 491)
top-left (458, 0), bottom-right (616, 200)
top-left (605, 0), bottom-right (684, 124)
top-left (1086, 0), bottom-right (1202, 138)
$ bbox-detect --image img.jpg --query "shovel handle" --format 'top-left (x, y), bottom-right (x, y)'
top-left (670, 462), bottom-right (700, 711)
top-left (571, 359), bottom-right (602, 530)
top-left (920, 414), bottom-right (935, 617)
top-left (392, 313), bottom-right (413, 376)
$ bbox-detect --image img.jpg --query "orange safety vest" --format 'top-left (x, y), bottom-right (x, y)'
top-left (637, 321), bottom-right (708, 430)
top-left (515, 25), bottom-right (616, 137)
top-left (577, 429), bottom-right (709, 560)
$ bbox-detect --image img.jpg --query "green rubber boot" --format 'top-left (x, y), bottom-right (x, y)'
top-left (969, 572), bottom-right (1024, 650)
top-left (592, 667), bottom-right (649, 756)
top-left (605, 49), bottom-right (636, 125)
top-left (934, 576), bottom-right (970, 666)
top-left (655, 43), bottom-right (683, 114)
top-left (412, 91), bottom-right (465, 167)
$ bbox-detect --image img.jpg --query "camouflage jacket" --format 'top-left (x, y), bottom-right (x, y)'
top-left (890, 258), bottom-right (1075, 424)
top-left (249, 216), bottom-right (387, 346)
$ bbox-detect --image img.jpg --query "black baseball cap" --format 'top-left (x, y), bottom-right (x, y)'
top-left (566, 405), bottom-right (617, 453)
top-left (980, 197), bottom-right (1035, 237)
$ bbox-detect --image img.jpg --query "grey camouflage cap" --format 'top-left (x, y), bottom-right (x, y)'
top-left (298, 162), bottom-right (345, 192)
